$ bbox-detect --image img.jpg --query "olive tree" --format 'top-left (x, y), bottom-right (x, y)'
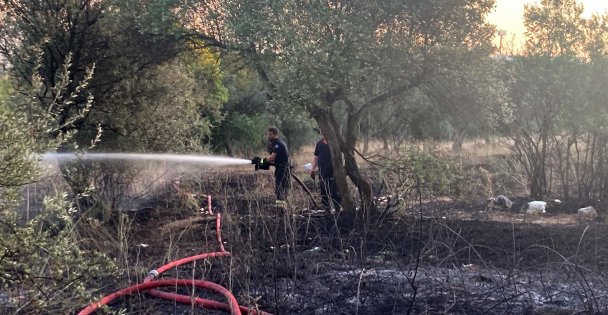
top-left (220, 0), bottom-right (495, 212)
top-left (495, 0), bottom-right (606, 200)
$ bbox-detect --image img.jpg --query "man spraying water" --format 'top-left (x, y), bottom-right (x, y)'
top-left (251, 127), bottom-right (291, 209)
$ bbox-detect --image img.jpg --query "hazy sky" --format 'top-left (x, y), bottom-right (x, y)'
top-left (488, 0), bottom-right (608, 49)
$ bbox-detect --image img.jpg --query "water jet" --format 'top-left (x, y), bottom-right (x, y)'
top-left (41, 152), bottom-right (253, 166)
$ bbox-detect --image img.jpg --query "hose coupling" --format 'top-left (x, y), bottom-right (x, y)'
top-left (147, 270), bottom-right (159, 279)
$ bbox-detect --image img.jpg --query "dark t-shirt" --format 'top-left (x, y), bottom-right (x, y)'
top-left (314, 138), bottom-right (333, 179)
top-left (268, 138), bottom-right (290, 170)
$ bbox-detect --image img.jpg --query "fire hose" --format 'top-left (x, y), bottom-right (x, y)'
top-left (78, 212), bottom-right (272, 315)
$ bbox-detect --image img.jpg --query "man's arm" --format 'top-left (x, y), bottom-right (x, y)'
top-left (310, 155), bottom-right (319, 179)
top-left (267, 152), bottom-right (277, 163)
top-left (311, 156), bottom-right (319, 172)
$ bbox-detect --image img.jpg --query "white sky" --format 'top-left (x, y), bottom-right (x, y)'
top-left (488, 0), bottom-right (608, 48)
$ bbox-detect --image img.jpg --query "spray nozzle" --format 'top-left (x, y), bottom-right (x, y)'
top-left (251, 156), bottom-right (270, 171)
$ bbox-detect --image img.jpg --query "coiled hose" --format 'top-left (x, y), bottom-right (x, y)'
top-left (79, 211), bottom-right (271, 315)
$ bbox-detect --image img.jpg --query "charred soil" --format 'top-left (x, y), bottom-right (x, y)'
top-left (98, 169), bottom-right (608, 314)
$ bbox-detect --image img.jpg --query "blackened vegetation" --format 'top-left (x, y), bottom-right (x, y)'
top-left (110, 170), bottom-right (608, 314)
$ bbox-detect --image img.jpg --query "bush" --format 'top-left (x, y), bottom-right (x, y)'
top-left (381, 146), bottom-right (468, 197)
top-left (0, 56), bottom-right (117, 313)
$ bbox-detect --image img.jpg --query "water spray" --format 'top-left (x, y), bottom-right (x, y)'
top-left (42, 152), bottom-right (253, 166)
top-left (42, 152), bottom-right (319, 208)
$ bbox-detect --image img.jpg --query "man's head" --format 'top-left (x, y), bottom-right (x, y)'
top-left (318, 128), bottom-right (328, 141)
top-left (267, 127), bottom-right (279, 141)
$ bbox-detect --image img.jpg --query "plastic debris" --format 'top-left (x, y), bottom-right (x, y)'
top-left (305, 247), bottom-right (324, 252)
top-left (577, 206), bottom-right (597, 220)
top-left (526, 201), bottom-right (547, 214)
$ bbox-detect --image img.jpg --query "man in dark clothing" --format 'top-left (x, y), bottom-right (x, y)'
top-left (310, 129), bottom-right (342, 212)
top-left (266, 127), bottom-right (291, 208)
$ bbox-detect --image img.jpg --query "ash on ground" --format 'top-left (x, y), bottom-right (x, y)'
top-left (252, 262), bottom-right (605, 314)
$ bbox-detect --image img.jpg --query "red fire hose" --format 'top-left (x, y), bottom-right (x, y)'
top-left (79, 210), bottom-right (272, 315)
top-left (79, 279), bottom-right (241, 314)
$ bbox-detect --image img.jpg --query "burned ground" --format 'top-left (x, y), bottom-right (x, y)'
top-left (89, 168), bottom-right (608, 315)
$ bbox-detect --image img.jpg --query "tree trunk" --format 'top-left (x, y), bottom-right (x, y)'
top-left (312, 109), bottom-right (356, 212)
top-left (312, 105), bottom-right (375, 213)
top-left (361, 111), bottom-right (371, 154)
top-left (343, 111), bottom-right (374, 213)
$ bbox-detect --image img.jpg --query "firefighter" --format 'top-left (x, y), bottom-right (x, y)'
top-left (310, 129), bottom-right (341, 212)
top-left (266, 127), bottom-right (291, 208)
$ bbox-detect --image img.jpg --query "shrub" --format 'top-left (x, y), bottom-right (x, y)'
top-left (0, 56), bottom-right (116, 313)
top-left (381, 146), bottom-right (468, 197)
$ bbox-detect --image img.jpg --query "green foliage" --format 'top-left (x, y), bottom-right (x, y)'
top-left (212, 112), bottom-right (268, 156)
top-left (89, 58), bottom-right (221, 153)
top-left (585, 14), bottom-right (608, 59)
top-left (403, 147), bottom-right (467, 196)
top-left (0, 1), bottom-right (103, 131)
top-left (0, 75), bottom-right (12, 107)
top-left (0, 108), bottom-right (41, 187)
top-left (75, 55), bottom-right (230, 218)
top-left (1, 53), bottom-right (94, 187)
top-left (224, 0), bottom-right (496, 114)
top-left (181, 48), bottom-right (228, 120)
top-left (0, 194), bottom-right (117, 313)
top-left (378, 146), bottom-right (467, 199)
top-left (524, 0), bottom-right (586, 56)
top-left (497, 55), bottom-right (586, 198)
top-left (494, 3), bottom-right (608, 199)
top-left (0, 61), bottom-right (116, 313)
top-left (221, 0), bottom-right (496, 210)
top-left (1, 0), bottom-right (232, 225)
top-left (210, 60), bottom-right (317, 155)
top-left (210, 63), bottom-right (269, 156)
top-left (87, 5), bottom-right (222, 153)
top-left (0, 0), bottom-right (210, 152)
top-left (108, 0), bottom-right (184, 34)
top-left (279, 114), bottom-right (317, 153)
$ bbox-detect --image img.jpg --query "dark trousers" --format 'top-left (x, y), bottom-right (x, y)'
top-left (320, 176), bottom-right (341, 211)
top-left (275, 168), bottom-right (291, 201)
